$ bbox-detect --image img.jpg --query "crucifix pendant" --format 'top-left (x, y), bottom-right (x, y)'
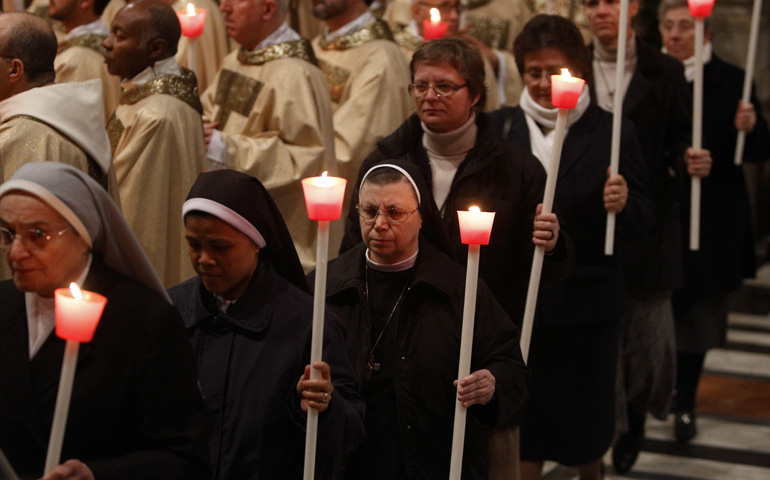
top-left (365, 354), bottom-right (380, 380)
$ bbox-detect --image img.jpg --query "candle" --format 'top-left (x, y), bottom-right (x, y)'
top-left (54, 283), bottom-right (108, 343)
top-left (688, 0), bottom-right (713, 251)
top-left (423, 8), bottom-right (448, 41)
top-left (520, 72), bottom-right (582, 362)
top-left (176, 3), bottom-right (206, 38)
top-left (734, 0), bottom-right (762, 165)
top-left (550, 68), bottom-right (585, 109)
top-left (301, 172), bottom-right (346, 480)
top-left (687, 0), bottom-right (714, 17)
top-left (457, 206), bottom-right (495, 245)
top-left (605, 0), bottom-right (631, 256)
top-left (45, 283), bottom-right (107, 474)
top-left (301, 172), bottom-right (347, 221)
top-left (449, 206), bottom-right (495, 480)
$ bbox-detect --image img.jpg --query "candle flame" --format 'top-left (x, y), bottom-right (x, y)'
top-left (321, 171), bottom-right (328, 177)
top-left (187, 3), bottom-right (196, 15)
top-left (430, 8), bottom-right (441, 23)
top-left (69, 282), bottom-right (83, 301)
top-left (561, 68), bottom-right (571, 79)
top-left (469, 206), bottom-right (481, 213)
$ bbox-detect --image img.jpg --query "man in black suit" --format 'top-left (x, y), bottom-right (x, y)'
top-left (585, 0), bottom-right (712, 473)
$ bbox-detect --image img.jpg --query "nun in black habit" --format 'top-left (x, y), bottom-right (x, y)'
top-left (167, 169), bottom-right (366, 480)
top-left (310, 161), bottom-right (530, 479)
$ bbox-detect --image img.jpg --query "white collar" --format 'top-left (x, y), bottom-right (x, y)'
top-left (366, 248), bottom-right (418, 272)
top-left (324, 11), bottom-right (376, 41)
top-left (407, 19), bottom-right (423, 40)
top-left (25, 254), bottom-right (93, 359)
top-left (664, 41), bottom-right (712, 83)
top-left (255, 22), bottom-right (301, 50)
top-left (123, 56), bottom-right (182, 87)
top-left (66, 19), bottom-right (110, 40)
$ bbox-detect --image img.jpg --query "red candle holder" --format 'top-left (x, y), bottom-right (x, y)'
top-left (423, 8), bottom-right (448, 41)
top-left (687, 0), bottom-right (714, 18)
top-left (302, 172), bottom-right (347, 221)
top-left (550, 69), bottom-right (585, 109)
top-left (54, 283), bottom-right (107, 343)
top-left (176, 3), bottom-right (206, 38)
top-left (457, 207), bottom-right (495, 245)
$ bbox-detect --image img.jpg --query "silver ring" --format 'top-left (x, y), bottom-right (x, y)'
top-left (323, 392), bottom-right (329, 403)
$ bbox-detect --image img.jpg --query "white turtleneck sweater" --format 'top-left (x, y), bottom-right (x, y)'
top-left (592, 35), bottom-right (638, 112)
top-left (422, 114), bottom-right (477, 211)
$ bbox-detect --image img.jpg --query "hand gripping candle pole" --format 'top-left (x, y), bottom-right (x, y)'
top-left (423, 8), bottom-right (449, 40)
top-left (44, 283), bottom-right (107, 475)
top-left (734, 0), bottom-right (762, 166)
top-left (300, 172), bottom-right (346, 480)
top-left (449, 206), bottom-right (495, 480)
top-left (520, 69), bottom-right (585, 362)
top-left (176, 3), bottom-right (206, 75)
top-left (687, 0), bottom-right (714, 251)
top-left (604, 0), bottom-right (631, 256)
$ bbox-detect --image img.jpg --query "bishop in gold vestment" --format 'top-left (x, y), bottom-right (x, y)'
top-left (108, 62), bottom-right (206, 287)
top-left (201, 28), bottom-right (336, 272)
top-left (312, 14), bottom-right (413, 188)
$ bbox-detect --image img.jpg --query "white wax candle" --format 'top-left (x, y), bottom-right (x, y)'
top-left (734, 0), bottom-right (763, 165)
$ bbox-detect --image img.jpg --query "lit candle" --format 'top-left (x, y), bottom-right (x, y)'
top-left (301, 171), bottom-right (347, 222)
top-left (550, 68), bottom-right (585, 109)
top-left (734, 0), bottom-right (762, 166)
top-left (423, 8), bottom-right (448, 41)
top-left (605, 0), bottom-right (631, 256)
top-left (449, 206), bottom-right (495, 480)
top-left (520, 69), bottom-right (584, 362)
top-left (45, 283), bottom-right (107, 475)
top-left (687, 0), bottom-right (714, 251)
top-left (301, 171), bottom-right (346, 480)
top-left (176, 3), bottom-right (206, 38)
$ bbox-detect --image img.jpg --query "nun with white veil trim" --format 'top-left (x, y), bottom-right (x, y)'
top-left (168, 169), bottom-right (365, 480)
top-left (0, 161), bottom-right (210, 480)
top-left (312, 160), bottom-right (530, 479)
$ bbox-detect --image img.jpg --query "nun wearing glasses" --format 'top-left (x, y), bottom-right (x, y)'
top-left (0, 162), bottom-right (209, 480)
top-left (310, 161), bottom-right (530, 480)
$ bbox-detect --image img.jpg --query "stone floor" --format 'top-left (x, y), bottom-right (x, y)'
top-left (541, 265), bottom-right (770, 480)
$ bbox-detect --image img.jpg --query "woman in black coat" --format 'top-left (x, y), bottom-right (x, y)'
top-left (490, 15), bottom-right (654, 480)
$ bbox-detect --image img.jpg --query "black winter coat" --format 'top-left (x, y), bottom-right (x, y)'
top-left (168, 261), bottom-right (366, 480)
top-left (591, 37), bottom-right (693, 291)
top-left (311, 241), bottom-right (530, 479)
top-left (0, 258), bottom-right (210, 480)
top-left (341, 113), bottom-right (574, 326)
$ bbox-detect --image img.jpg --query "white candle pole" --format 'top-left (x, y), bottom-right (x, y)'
top-left (604, 0), bottom-right (630, 256)
top-left (448, 242), bottom-right (480, 479)
top-left (459, 0), bottom-right (468, 30)
top-left (303, 220), bottom-right (329, 480)
top-left (690, 18), bottom-right (704, 251)
top-left (520, 109), bottom-right (568, 362)
top-left (44, 340), bottom-right (80, 474)
top-left (545, 0), bottom-right (554, 15)
top-left (188, 38), bottom-right (198, 78)
top-left (734, 0), bottom-right (762, 165)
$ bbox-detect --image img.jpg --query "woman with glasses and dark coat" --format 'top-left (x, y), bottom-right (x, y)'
top-left (312, 161), bottom-right (530, 479)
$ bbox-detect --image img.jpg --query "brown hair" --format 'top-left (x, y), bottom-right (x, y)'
top-left (513, 15), bottom-right (591, 82)
top-left (410, 38), bottom-right (486, 113)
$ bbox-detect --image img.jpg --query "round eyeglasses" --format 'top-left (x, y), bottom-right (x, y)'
top-left (0, 226), bottom-right (69, 252)
top-left (356, 204), bottom-right (419, 224)
top-left (408, 83), bottom-right (468, 98)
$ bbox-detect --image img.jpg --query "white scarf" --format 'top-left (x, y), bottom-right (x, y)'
top-left (518, 86), bottom-right (591, 171)
top-left (663, 41), bottom-right (712, 83)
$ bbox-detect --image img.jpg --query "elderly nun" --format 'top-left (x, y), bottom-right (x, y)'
top-left (0, 162), bottom-right (209, 480)
top-left (167, 169), bottom-right (365, 480)
top-left (312, 161), bottom-right (530, 479)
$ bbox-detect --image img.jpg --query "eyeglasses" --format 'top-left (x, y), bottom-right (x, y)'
top-left (356, 204), bottom-right (419, 224)
top-left (0, 226), bottom-right (69, 252)
top-left (523, 69), bottom-right (563, 81)
top-left (408, 82), bottom-right (468, 98)
top-left (416, 1), bottom-right (467, 14)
